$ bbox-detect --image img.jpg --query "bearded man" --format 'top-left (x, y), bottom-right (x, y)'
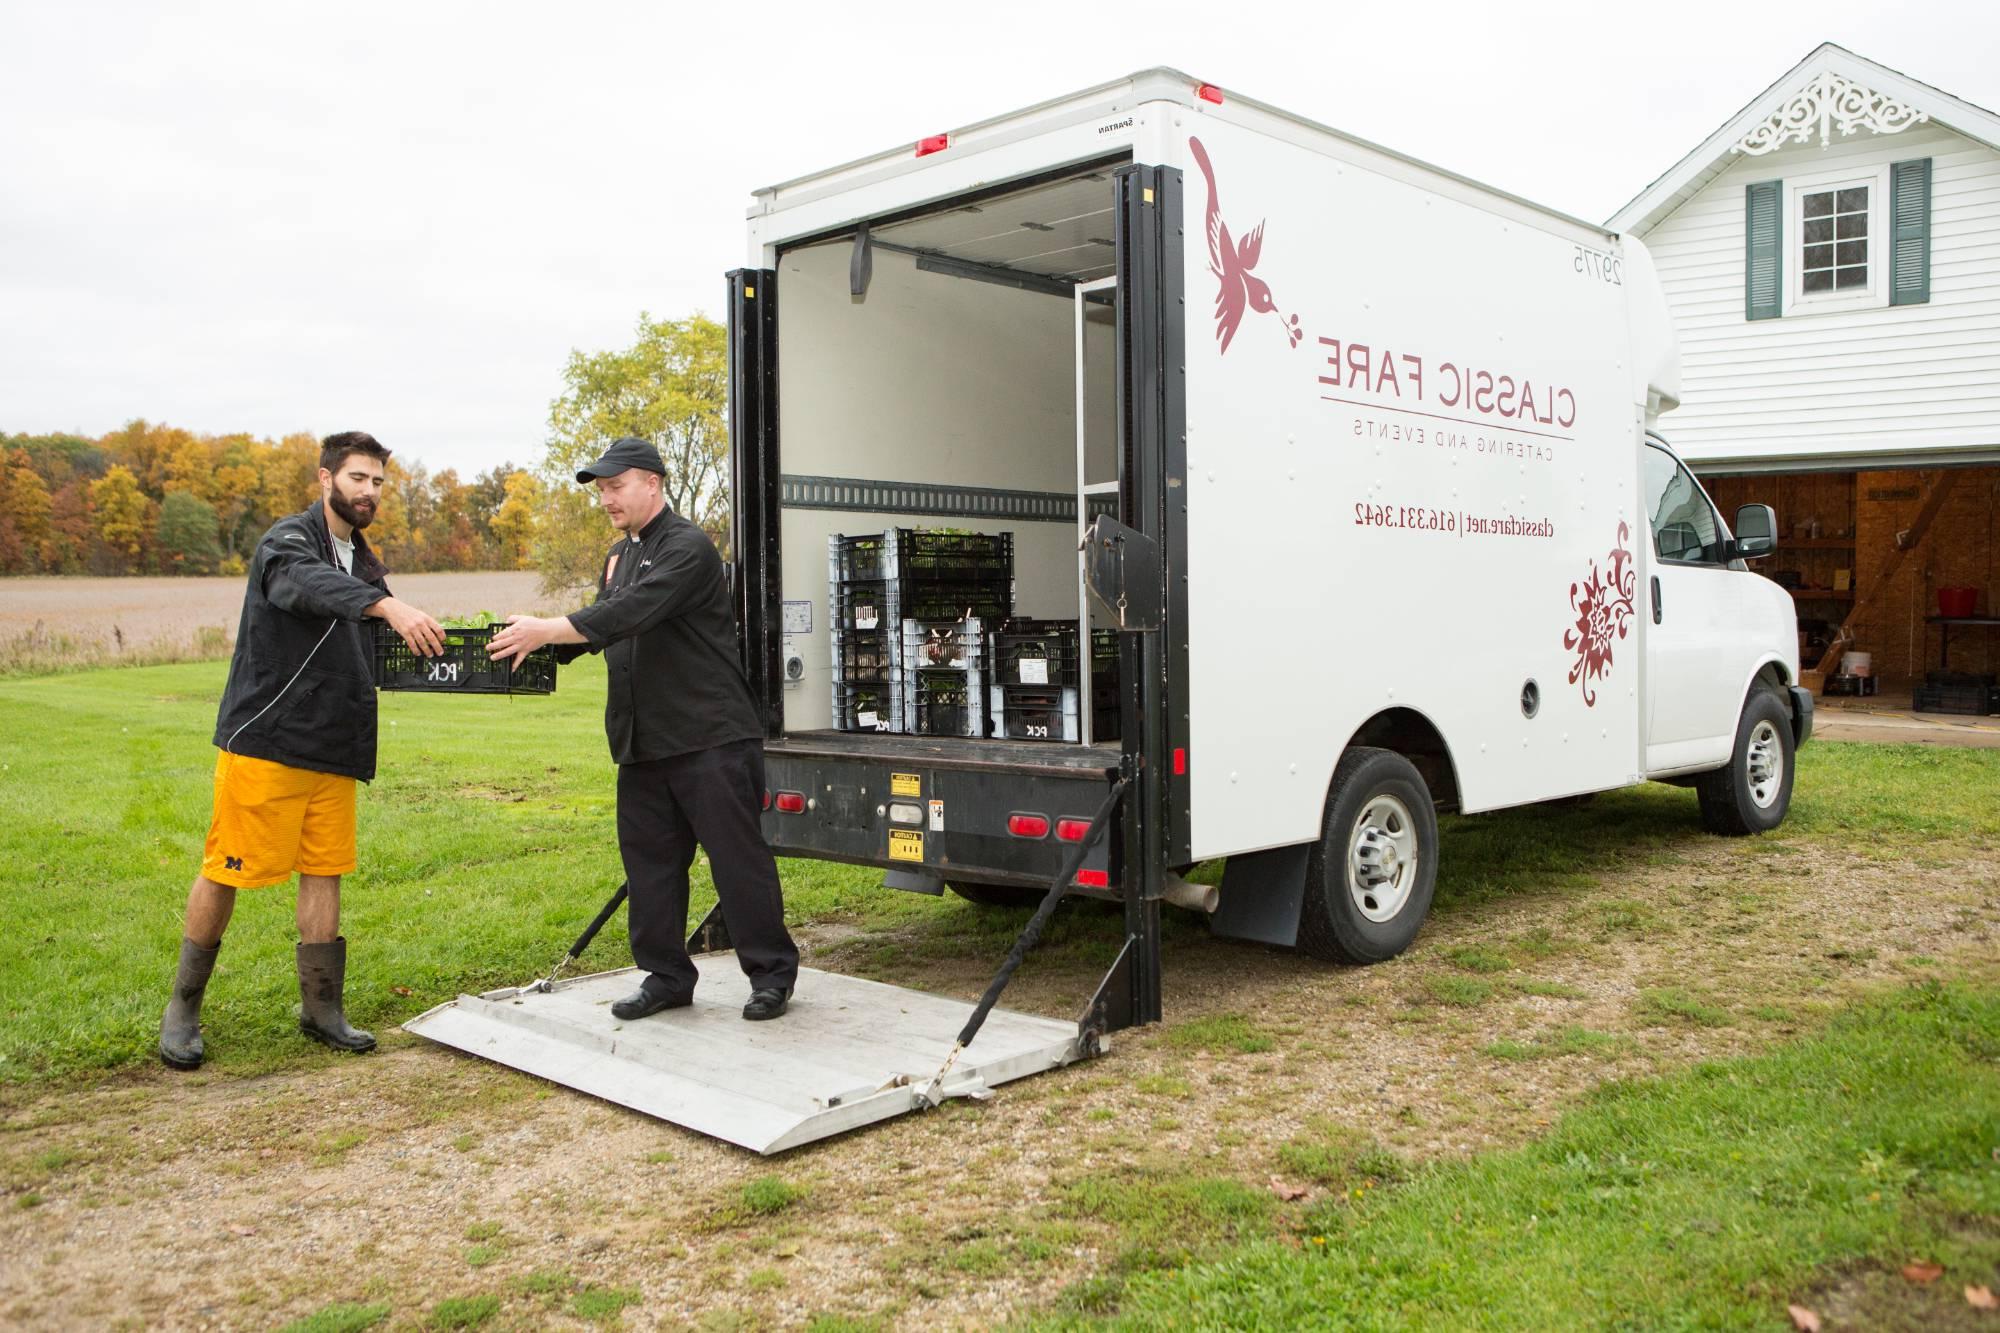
top-left (157, 431), bottom-right (446, 1070)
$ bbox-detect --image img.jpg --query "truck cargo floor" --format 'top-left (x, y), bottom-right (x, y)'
top-left (770, 730), bottom-right (1121, 778)
top-left (402, 954), bottom-right (1092, 1154)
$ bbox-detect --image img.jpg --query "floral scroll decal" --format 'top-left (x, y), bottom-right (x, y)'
top-left (1564, 521), bottom-right (1636, 708)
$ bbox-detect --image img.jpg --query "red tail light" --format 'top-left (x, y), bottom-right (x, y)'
top-left (774, 791), bottom-right (806, 814)
top-left (1075, 868), bottom-right (1110, 889)
top-left (1196, 83), bottom-right (1224, 105)
top-left (1173, 747), bottom-right (1187, 776)
top-left (1055, 818), bottom-right (1091, 842)
top-left (915, 133), bottom-right (950, 157)
top-left (1007, 813), bottom-right (1049, 839)
top-left (761, 789), bottom-right (772, 811)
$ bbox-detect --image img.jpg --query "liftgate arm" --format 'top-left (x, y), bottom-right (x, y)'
top-left (915, 778), bottom-right (1128, 1105)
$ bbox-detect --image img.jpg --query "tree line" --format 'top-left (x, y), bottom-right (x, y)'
top-left (1, 310), bottom-right (726, 588)
top-left (0, 422), bottom-right (540, 577)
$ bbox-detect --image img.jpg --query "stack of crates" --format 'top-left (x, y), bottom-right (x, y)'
top-left (1913, 670), bottom-right (2000, 715)
top-left (1090, 627), bottom-right (1121, 742)
top-left (901, 618), bottom-right (989, 737)
top-left (828, 529), bottom-right (1014, 733)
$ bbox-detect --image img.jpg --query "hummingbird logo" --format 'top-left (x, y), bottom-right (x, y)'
top-left (1189, 136), bottom-right (1303, 354)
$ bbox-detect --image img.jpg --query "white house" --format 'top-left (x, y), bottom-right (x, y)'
top-left (1610, 43), bottom-right (2000, 694)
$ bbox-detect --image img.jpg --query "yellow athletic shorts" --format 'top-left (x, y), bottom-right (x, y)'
top-left (201, 751), bottom-right (357, 889)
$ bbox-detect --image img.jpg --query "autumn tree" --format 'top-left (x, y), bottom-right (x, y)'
top-left (539, 312), bottom-right (729, 592)
top-left (490, 470), bottom-right (540, 569)
top-left (3, 452), bottom-right (54, 572)
top-left (90, 465), bottom-right (155, 572)
top-left (157, 491), bottom-right (222, 574)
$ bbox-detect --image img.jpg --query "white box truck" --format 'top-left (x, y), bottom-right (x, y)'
top-left (727, 69), bottom-right (1809, 1039)
top-left (411, 70), bottom-right (1813, 1154)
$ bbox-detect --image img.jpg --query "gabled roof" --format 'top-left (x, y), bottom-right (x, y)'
top-left (1608, 43), bottom-right (2000, 235)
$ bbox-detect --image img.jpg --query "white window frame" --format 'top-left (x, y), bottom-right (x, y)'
top-left (1783, 162), bottom-right (1891, 316)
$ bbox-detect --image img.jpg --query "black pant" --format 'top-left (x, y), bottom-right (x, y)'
top-left (615, 738), bottom-right (799, 996)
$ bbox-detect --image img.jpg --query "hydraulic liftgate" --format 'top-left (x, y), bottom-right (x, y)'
top-left (405, 163), bottom-right (1186, 1154)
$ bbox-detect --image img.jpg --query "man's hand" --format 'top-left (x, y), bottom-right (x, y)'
top-left (487, 613), bottom-right (584, 667)
top-left (367, 597), bottom-right (446, 657)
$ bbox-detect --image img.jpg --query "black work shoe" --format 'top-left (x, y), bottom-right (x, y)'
top-left (160, 937), bottom-right (222, 1070)
top-left (610, 988), bottom-right (692, 1021)
top-left (742, 988), bottom-right (790, 1021)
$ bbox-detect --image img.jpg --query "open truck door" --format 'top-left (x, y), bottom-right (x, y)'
top-left (405, 120), bottom-right (1184, 1155)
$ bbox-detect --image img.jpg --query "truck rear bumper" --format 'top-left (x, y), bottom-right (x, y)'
top-left (760, 732), bottom-right (1121, 889)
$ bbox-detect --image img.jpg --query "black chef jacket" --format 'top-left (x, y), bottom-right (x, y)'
top-left (560, 506), bottom-right (763, 764)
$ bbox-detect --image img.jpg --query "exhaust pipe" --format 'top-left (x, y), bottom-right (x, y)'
top-left (1161, 873), bottom-right (1218, 915)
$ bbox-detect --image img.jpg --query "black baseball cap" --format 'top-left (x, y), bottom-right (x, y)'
top-left (575, 437), bottom-right (666, 484)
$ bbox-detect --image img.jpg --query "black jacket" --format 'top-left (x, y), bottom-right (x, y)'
top-left (212, 501), bottom-right (391, 781)
top-left (561, 506), bottom-right (762, 764)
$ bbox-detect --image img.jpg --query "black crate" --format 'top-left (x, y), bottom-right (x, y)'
top-left (989, 684), bottom-right (1080, 742)
top-left (831, 580), bottom-right (895, 633)
top-left (372, 623), bottom-right (556, 695)
top-left (830, 529), bottom-right (1014, 583)
top-left (909, 669), bottom-right (986, 738)
top-left (830, 532), bottom-right (894, 582)
top-left (1913, 683), bottom-right (1995, 715)
top-left (1926, 670), bottom-right (1997, 689)
top-left (989, 619), bottom-right (1081, 688)
top-left (893, 579), bottom-right (1013, 625)
top-left (888, 529), bottom-right (1014, 581)
top-left (832, 680), bottom-right (901, 732)
top-left (1822, 674), bottom-right (1877, 697)
top-left (832, 628), bottom-right (897, 681)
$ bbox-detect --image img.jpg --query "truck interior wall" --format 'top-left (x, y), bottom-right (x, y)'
top-left (775, 241), bottom-right (1117, 731)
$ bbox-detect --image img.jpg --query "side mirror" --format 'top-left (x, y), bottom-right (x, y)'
top-left (1734, 503), bottom-right (1777, 560)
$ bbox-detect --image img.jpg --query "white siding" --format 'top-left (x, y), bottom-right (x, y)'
top-left (1641, 124), bottom-right (2000, 468)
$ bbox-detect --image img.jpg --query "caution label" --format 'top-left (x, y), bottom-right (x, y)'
top-left (888, 829), bottom-right (924, 863)
top-left (890, 772), bottom-right (922, 798)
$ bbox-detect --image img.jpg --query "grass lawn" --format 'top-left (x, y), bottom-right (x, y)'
top-left (0, 656), bottom-right (904, 1083)
top-left (2, 659), bottom-right (1996, 1329)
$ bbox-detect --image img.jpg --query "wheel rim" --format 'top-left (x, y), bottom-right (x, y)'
top-left (1746, 719), bottom-right (1784, 809)
top-left (1347, 794), bottom-right (1418, 923)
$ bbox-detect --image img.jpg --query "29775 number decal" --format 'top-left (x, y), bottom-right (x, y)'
top-left (1573, 245), bottom-right (1623, 285)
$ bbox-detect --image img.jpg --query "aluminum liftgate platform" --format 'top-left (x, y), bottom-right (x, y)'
top-left (402, 953), bottom-right (1092, 1155)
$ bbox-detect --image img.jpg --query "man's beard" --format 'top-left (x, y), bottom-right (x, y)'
top-left (328, 486), bottom-right (377, 531)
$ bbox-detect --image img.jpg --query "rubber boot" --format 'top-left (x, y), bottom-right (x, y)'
top-left (159, 937), bottom-right (221, 1070)
top-left (297, 937), bottom-right (376, 1053)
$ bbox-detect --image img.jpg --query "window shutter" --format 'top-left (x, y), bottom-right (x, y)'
top-left (1744, 180), bottom-right (1783, 321)
top-left (1890, 157), bottom-right (1932, 306)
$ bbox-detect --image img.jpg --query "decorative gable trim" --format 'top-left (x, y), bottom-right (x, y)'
top-left (1735, 71), bottom-right (1930, 155)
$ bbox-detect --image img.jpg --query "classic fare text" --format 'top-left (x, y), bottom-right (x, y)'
top-left (1318, 337), bottom-right (1576, 431)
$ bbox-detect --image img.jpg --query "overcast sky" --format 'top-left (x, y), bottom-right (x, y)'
top-left (4, 1), bottom-right (1995, 478)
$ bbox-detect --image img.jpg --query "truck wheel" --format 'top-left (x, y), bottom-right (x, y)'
top-left (1297, 747), bottom-right (1439, 964)
top-left (946, 881), bottom-right (1041, 907)
top-left (1695, 688), bottom-right (1794, 836)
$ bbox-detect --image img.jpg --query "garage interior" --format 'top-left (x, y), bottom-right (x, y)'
top-left (1699, 464), bottom-right (2000, 711)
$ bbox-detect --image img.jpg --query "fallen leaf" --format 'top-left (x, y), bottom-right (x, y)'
top-left (1268, 1175), bottom-right (1308, 1202)
top-left (1787, 1304), bottom-right (1822, 1332)
top-left (1902, 1261), bottom-right (1944, 1284)
top-left (392, 985), bottom-right (413, 997)
top-left (1968, 1285), bottom-right (1997, 1310)
top-left (228, 1225), bottom-right (255, 1237)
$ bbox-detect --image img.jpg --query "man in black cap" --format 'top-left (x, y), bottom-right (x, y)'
top-left (488, 438), bottom-right (799, 1021)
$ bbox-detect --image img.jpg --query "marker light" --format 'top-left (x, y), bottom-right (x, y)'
top-left (774, 791), bottom-right (807, 814)
top-left (1055, 818), bottom-right (1092, 842)
top-left (915, 133), bottom-right (950, 157)
top-left (1007, 813), bottom-right (1050, 839)
top-left (1075, 868), bottom-right (1110, 889)
top-left (1196, 83), bottom-right (1224, 105)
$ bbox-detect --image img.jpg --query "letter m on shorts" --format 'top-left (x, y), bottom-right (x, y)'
top-left (225, 856), bottom-right (244, 871)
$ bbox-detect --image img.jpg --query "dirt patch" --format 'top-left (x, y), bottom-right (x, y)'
top-left (2, 840), bottom-right (1995, 1330)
